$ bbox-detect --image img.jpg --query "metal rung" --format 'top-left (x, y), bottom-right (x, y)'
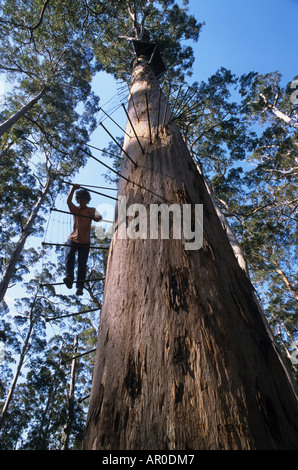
top-left (40, 277), bottom-right (105, 288)
top-left (45, 307), bottom-right (101, 321)
top-left (42, 242), bottom-right (109, 250)
top-left (62, 348), bottom-right (97, 364)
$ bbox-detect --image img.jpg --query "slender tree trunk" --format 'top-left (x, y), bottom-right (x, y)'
top-left (0, 317), bottom-right (34, 427)
top-left (0, 88), bottom-right (45, 137)
top-left (61, 335), bottom-right (78, 450)
top-left (83, 58), bottom-right (298, 450)
top-left (0, 175), bottom-right (52, 302)
top-left (273, 261), bottom-right (298, 301)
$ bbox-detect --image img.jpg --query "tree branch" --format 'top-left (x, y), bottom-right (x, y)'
top-left (272, 260), bottom-right (298, 301)
top-left (31, 0), bottom-right (52, 31)
top-left (0, 64), bottom-right (38, 80)
top-left (259, 92), bottom-right (298, 129)
top-left (139, 0), bottom-right (154, 39)
top-left (126, 0), bottom-right (138, 37)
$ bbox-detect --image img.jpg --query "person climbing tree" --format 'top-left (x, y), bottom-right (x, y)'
top-left (64, 184), bottom-right (102, 295)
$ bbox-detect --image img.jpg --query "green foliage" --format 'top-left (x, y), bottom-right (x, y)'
top-left (0, 0), bottom-right (102, 296)
top-left (0, 246), bottom-right (104, 449)
top-left (84, 0), bottom-right (203, 81)
top-left (196, 71), bottom-right (298, 380)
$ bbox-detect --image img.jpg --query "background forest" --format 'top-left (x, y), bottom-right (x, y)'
top-left (0, 0), bottom-right (297, 450)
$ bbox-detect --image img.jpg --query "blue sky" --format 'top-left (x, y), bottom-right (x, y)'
top-left (188, 0), bottom-right (298, 84)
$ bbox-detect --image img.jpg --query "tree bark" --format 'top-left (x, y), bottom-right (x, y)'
top-left (83, 58), bottom-right (298, 450)
top-left (0, 88), bottom-right (45, 138)
top-left (0, 175), bottom-right (52, 302)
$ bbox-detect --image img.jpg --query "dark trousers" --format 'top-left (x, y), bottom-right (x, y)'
top-left (65, 240), bottom-right (90, 289)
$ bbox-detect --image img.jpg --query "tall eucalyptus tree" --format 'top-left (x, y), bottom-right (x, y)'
top-left (83, 1), bottom-right (298, 451)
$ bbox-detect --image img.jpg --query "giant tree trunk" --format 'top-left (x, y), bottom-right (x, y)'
top-left (83, 57), bottom-right (298, 450)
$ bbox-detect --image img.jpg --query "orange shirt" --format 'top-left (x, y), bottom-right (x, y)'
top-left (68, 202), bottom-right (98, 244)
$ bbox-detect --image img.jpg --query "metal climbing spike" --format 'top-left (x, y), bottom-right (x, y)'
top-left (40, 277), bottom-right (105, 288)
top-left (99, 121), bottom-right (137, 166)
top-left (121, 104), bottom-right (145, 154)
top-left (145, 93), bottom-right (152, 144)
top-left (42, 242), bottom-right (110, 250)
top-left (99, 107), bottom-right (131, 138)
top-left (62, 348), bottom-right (97, 364)
top-left (45, 307), bottom-right (100, 322)
top-left (156, 89), bottom-right (161, 138)
top-left (60, 180), bottom-right (118, 201)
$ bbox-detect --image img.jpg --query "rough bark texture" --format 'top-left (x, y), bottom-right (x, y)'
top-left (83, 58), bottom-right (298, 450)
